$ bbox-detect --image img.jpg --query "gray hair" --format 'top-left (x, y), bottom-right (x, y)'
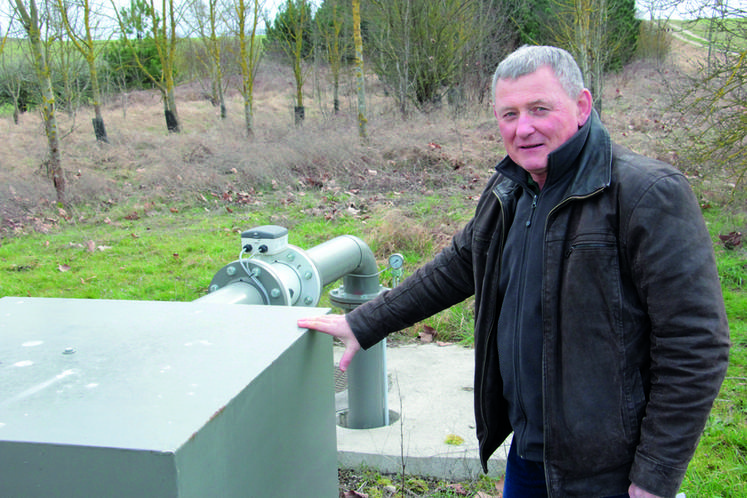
top-left (491, 45), bottom-right (585, 100)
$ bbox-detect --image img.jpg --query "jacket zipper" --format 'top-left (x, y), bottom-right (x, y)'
top-left (514, 191), bottom-right (539, 455)
top-left (479, 187), bottom-right (509, 462)
top-left (564, 242), bottom-right (613, 258)
top-left (542, 186), bottom-right (606, 497)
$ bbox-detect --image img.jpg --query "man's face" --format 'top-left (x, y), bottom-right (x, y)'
top-left (493, 65), bottom-right (592, 187)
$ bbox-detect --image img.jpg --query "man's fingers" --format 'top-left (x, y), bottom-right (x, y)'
top-left (298, 315), bottom-right (361, 371)
top-left (338, 344), bottom-right (361, 372)
top-left (297, 316), bottom-right (343, 337)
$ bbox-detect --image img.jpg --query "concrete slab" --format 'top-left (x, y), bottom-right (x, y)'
top-left (334, 343), bottom-right (510, 481)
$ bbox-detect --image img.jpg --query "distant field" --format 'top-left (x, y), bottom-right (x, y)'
top-left (669, 17), bottom-right (747, 53)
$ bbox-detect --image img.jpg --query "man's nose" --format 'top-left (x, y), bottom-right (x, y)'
top-left (516, 113), bottom-right (535, 136)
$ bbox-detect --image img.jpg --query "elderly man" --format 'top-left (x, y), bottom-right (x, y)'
top-left (298, 46), bottom-right (729, 498)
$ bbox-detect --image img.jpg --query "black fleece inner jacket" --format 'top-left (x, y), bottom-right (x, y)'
top-left (494, 117), bottom-right (591, 462)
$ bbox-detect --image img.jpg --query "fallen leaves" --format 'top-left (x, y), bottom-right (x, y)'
top-left (341, 490), bottom-right (368, 498)
top-left (418, 325), bottom-right (437, 343)
top-left (719, 231), bottom-right (742, 250)
top-left (446, 483), bottom-right (468, 495)
top-left (56, 239), bottom-right (114, 273)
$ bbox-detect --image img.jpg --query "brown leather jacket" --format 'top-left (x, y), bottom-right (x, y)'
top-left (347, 113), bottom-right (730, 497)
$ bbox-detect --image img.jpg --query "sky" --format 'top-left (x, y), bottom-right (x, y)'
top-left (636, 0), bottom-right (747, 20)
top-left (2, 0), bottom-right (746, 38)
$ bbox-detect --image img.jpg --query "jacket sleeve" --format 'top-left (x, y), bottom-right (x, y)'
top-left (345, 217), bottom-right (478, 350)
top-left (624, 171), bottom-right (730, 497)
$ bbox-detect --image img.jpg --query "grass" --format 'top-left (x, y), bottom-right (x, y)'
top-left (1, 190), bottom-right (745, 496)
top-left (680, 208), bottom-right (747, 497)
top-left (668, 18), bottom-right (747, 53)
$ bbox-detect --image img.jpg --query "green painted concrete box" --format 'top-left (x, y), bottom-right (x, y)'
top-left (0, 297), bottom-right (337, 497)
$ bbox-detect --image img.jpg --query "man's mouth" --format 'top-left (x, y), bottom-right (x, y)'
top-left (519, 143), bottom-right (544, 150)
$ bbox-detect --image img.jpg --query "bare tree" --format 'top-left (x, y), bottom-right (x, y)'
top-left (636, 0), bottom-right (678, 64)
top-left (189, 0), bottom-right (229, 118)
top-left (231, 0), bottom-right (262, 136)
top-left (669, 1), bottom-right (747, 201)
top-left (547, 0), bottom-right (639, 114)
top-left (352, 0), bottom-right (366, 138)
top-left (113, 0), bottom-right (183, 132)
top-left (12, 0), bottom-right (66, 205)
top-left (315, 0), bottom-right (351, 114)
top-left (0, 31), bottom-right (34, 124)
top-left (266, 0), bottom-right (312, 125)
top-left (55, 0), bottom-right (110, 141)
top-left (366, 0), bottom-right (479, 116)
top-left (465, 0), bottom-right (521, 105)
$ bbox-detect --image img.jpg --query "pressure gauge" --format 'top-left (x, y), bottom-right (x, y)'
top-left (388, 253), bottom-right (404, 270)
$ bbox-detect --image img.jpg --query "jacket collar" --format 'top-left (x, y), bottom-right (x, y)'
top-left (494, 110), bottom-right (612, 198)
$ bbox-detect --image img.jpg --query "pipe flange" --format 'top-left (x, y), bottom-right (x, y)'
top-left (329, 285), bottom-right (388, 311)
top-left (254, 245), bottom-right (323, 307)
top-left (208, 259), bottom-right (291, 305)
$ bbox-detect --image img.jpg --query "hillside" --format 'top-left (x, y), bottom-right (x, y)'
top-left (0, 38), bottom-right (709, 238)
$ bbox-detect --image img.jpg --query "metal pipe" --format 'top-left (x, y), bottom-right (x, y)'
top-left (305, 235), bottom-right (379, 288)
top-left (346, 340), bottom-right (389, 428)
top-left (193, 282), bottom-right (264, 305)
top-left (198, 228), bottom-right (390, 429)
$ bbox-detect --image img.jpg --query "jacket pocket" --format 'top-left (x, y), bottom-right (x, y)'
top-left (545, 234), bottom-right (637, 475)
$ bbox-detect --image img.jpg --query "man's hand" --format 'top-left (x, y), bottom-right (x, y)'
top-left (297, 314), bottom-right (361, 371)
top-left (629, 483), bottom-right (664, 498)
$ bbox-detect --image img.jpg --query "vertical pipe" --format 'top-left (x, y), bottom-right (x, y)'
top-left (308, 236), bottom-right (389, 429)
top-left (346, 340), bottom-right (389, 428)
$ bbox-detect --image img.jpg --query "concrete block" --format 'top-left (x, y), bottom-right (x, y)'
top-left (0, 297), bottom-right (336, 497)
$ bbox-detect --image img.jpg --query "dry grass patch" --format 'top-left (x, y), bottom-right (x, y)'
top-left (0, 40), bottom-right (727, 239)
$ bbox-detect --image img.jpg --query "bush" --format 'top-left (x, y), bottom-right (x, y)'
top-left (636, 20), bottom-right (672, 63)
top-left (102, 39), bottom-right (163, 90)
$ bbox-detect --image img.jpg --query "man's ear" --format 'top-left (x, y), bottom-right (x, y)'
top-left (576, 88), bottom-right (593, 126)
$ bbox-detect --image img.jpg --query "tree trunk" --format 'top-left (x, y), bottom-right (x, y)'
top-left (352, 0), bottom-right (367, 138)
top-left (333, 78), bottom-right (340, 114)
top-left (87, 40), bottom-right (108, 142)
top-left (294, 60), bottom-right (305, 125)
top-left (294, 105), bottom-right (305, 125)
top-left (45, 112), bottom-right (65, 206)
top-left (218, 77), bottom-right (227, 119)
top-left (244, 94), bottom-right (254, 137)
top-left (41, 74), bottom-right (65, 205)
top-left (92, 116), bottom-right (108, 142)
top-left (15, 0), bottom-right (66, 204)
top-left (164, 88), bottom-right (181, 133)
top-left (92, 80), bottom-right (108, 142)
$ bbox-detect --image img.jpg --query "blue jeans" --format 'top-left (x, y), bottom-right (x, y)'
top-left (503, 440), bottom-right (630, 498)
